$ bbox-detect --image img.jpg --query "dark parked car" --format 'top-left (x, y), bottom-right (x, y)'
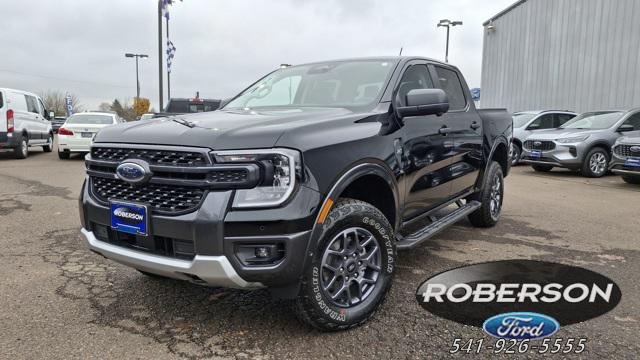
top-left (51, 116), bottom-right (66, 133)
top-left (79, 57), bottom-right (512, 330)
top-left (610, 131), bottom-right (640, 184)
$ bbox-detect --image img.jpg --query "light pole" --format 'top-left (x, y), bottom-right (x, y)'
top-left (437, 19), bottom-right (463, 63)
top-left (125, 53), bottom-right (148, 99)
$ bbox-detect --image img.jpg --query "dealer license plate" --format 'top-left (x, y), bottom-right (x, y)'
top-left (625, 157), bottom-right (640, 167)
top-left (530, 150), bottom-right (542, 159)
top-left (110, 201), bottom-right (148, 236)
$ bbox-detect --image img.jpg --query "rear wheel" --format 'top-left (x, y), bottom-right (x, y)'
top-left (43, 134), bottom-right (53, 152)
top-left (468, 161), bottom-right (504, 228)
top-left (294, 198), bottom-right (395, 331)
top-left (13, 138), bottom-right (28, 159)
top-left (58, 150), bottom-right (70, 159)
top-left (532, 164), bottom-right (553, 172)
top-left (582, 148), bottom-right (609, 178)
top-left (622, 175), bottom-right (640, 184)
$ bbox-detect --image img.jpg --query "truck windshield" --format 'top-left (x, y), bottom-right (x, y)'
top-left (560, 111), bottom-right (624, 130)
top-left (223, 60), bottom-right (396, 110)
top-left (512, 113), bottom-right (536, 128)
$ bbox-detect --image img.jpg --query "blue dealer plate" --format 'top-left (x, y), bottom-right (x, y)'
top-left (530, 150), bottom-right (542, 159)
top-left (625, 157), bottom-right (640, 168)
top-left (110, 201), bottom-right (148, 236)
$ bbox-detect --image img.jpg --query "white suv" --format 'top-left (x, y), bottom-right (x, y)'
top-left (57, 112), bottom-right (122, 159)
top-left (0, 88), bottom-right (54, 159)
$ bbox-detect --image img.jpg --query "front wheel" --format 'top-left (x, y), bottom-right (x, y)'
top-left (582, 148), bottom-right (609, 178)
top-left (294, 198), bottom-right (396, 331)
top-left (622, 175), bottom-right (640, 184)
top-left (510, 143), bottom-right (521, 166)
top-left (468, 161), bottom-right (504, 228)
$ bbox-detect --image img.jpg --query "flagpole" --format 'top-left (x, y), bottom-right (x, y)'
top-left (157, 0), bottom-right (164, 111)
top-left (166, 16), bottom-right (171, 101)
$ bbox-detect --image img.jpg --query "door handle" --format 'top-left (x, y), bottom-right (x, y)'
top-left (470, 121), bottom-right (481, 130)
top-left (438, 126), bottom-right (453, 135)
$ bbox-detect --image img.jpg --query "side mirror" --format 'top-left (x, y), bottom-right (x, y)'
top-left (618, 124), bottom-right (635, 132)
top-left (48, 111), bottom-right (55, 120)
top-left (396, 89), bottom-right (449, 118)
top-left (527, 123), bottom-right (540, 130)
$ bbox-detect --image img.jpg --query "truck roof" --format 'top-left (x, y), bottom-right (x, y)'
top-left (293, 56), bottom-right (451, 68)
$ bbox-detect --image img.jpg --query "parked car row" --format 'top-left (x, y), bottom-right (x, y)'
top-left (512, 108), bottom-right (640, 183)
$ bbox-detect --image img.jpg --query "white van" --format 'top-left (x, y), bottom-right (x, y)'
top-left (0, 88), bottom-right (54, 159)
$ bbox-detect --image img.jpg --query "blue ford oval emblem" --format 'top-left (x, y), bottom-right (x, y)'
top-left (630, 145), bottom-right (640, 153)
top-left (116, 162), bottom-right (147, 184)
top-left (483, 312), bottom-right (559, 340)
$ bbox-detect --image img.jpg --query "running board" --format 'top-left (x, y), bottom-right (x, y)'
top-left (396, 200), bottom-right (481, 250)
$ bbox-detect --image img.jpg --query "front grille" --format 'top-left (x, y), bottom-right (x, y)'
top-left (524, 140), bottom-right (556, 151)
top-left (91, 177), bottom-right (206, 214)
top-left (614, 144), bottom-right (640, 157)
top-left (92, 222), bottom-right (195, 260)
top-left (91, 147), bottom-right (208, 166)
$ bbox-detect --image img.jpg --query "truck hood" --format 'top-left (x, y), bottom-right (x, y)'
top-left (94, 107), bottom-right (359, 150)
top-left (525, 128), bottom-right (606, 141)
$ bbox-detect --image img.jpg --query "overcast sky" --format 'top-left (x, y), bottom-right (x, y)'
top-left (1, 0), bottom-right (515, 110)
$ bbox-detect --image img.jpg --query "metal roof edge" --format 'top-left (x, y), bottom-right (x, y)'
top-left (483, 0), bottom-right (530, 26)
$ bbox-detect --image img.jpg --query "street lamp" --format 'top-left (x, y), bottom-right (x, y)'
top-left (125, 53), bottom-right (149, 99)
top-left (437, 19), bottom-right (463, 63)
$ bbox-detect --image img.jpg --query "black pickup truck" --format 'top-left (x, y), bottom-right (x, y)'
top-left (79, 57), bottom-right (512, 330)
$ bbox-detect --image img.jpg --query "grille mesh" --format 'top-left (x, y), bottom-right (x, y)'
top-left (91, 147), bottom-right (208, 166)
top-left (524, 140), bottom-right (556, 151)
top-left (614, 144), bottom-right (640, 157)
top-left (91, 177), bottom-right (205, 213)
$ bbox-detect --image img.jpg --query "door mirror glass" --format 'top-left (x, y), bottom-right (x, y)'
top-left (48, 111), bottom-right (55, 120)
top-left (397, 89), bottom-right (449, 118)
top-left (618, 124), bottom-right (635, 132)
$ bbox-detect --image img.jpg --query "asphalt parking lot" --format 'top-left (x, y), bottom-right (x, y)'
top-left (1, 140), bottom-right (639, 359)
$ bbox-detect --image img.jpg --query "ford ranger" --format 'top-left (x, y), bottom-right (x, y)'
top-left (78, 57), bottom-right (512, 330)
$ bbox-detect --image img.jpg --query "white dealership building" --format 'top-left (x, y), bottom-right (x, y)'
top-left (480, 0), bottom-right (640, 113)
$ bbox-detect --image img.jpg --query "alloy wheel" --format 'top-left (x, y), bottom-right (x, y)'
top-left (489, 174), bottom-right (503, 219)
top-left (589, 152), bottom-right (607, 175)
top-left (21, 140), bottom-right (28, 157)
top-left (320, 227), bottom-right (381, 307)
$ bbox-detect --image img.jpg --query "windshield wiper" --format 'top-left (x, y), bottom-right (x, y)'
top-left (171, 117), bottom-right (196, 128)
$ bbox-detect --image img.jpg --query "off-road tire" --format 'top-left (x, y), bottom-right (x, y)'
top-left (532, 164), bottom-right (553, 172)
top-left (622, 175), bottom-right (640, 184)
top-left (468, 161), bottom-right (504, 228)
top-left (294, 198), bottom-right (396, 331)
top-left (581, 147), bottom-right (609, 178)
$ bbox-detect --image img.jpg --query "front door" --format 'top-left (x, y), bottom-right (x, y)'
top-left (395, 62), bottom-right (455, 220)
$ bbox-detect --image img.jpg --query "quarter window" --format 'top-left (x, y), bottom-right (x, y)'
top-left (434, 66), bottom-right (467, 110)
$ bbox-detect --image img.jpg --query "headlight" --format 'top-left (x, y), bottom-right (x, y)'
top-left (213, 148), bottom-right (301, 208)
top-left (556, 135), bottom-right (590, 144)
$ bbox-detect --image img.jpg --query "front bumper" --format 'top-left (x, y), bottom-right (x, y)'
top-left (521, 142), bottom-right (584, 169)
top-left (609, 155), bottom-right (640, 176)
top-left (82, 228), bottom-right (262, 288)
top-left (79, 177), bottom-right (320, 288)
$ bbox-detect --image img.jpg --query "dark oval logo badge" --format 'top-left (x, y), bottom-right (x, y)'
top-left (415, 260), bottom-right (621, 327)
top-left (116, 162), bottom-right (149, 184)
top-left (630, 145), bottom-right (640, 153)
top-left (483, 312), bottom-right (559, 340)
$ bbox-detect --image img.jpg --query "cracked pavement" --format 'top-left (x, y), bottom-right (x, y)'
top-left (1, 142), bottom-right (639, 359)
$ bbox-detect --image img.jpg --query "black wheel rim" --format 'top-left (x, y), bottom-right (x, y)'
top-left (320, 227), bottom-right (381, 307)
top-left (489, 175), bottom-right (503, 219)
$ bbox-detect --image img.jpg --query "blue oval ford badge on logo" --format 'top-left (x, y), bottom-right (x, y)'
top-left (483, 312), bottom-right (559, 340)
top-left (630, 145), bottom-right (640, 153)
top-left (116, 162), bottom-right (148, 184)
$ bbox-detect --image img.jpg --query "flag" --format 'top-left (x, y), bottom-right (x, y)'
top-left (167, 40), bottom-right (176, 73)
top-left (162, 0), bottom-right (171, 20)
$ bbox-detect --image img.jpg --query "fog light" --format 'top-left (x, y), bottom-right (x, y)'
top-left (255, 246), bottom-right (271, 258)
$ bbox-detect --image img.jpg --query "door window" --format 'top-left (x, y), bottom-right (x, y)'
top-left (25, 95), bottom-right (39, 114)
top-left (37, 99), bottom-right (47, 116)
top-left (555, 113), bottom-right (575, 127)
top-left (434, 66), bottom-right (467, 110)
top-left (528, 114), bottom-right (554, 129)
top-left (396, 64), bottom-right (434, 107)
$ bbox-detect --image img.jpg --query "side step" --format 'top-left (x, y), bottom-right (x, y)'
top-left (396, 200), bottom-right (481, 250)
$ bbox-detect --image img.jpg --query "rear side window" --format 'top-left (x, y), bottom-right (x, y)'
top-left (7, 92), bottom-right (28, 112)
top-left (434, 66), bottom-right (467, 111)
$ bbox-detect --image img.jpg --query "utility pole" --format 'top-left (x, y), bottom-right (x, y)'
top-left (437, 19), bottom-right (463, 63)
top-left (157, 0), bottom-right (164, 110)
top-left (125, 53), bottom-right (148, 99)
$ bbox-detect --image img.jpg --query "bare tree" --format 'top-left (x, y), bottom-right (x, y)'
top-left (98, 102), bottom-right (112, 112)
top-left (40, 90), bottom-right (84, 116)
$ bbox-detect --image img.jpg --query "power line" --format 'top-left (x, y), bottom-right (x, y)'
top-left (0, 68), bottom-right (132, 89)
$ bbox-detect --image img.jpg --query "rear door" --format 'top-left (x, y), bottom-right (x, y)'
top-left (433, 65), bottom-right (483, 197)
top-left (7, 91), bottom-right (30, 137)
top-left (396, 61), bottom-right (455, 220)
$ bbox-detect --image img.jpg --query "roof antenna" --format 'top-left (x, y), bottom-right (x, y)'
top-left (399, 47), bottom-right (403, 56)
